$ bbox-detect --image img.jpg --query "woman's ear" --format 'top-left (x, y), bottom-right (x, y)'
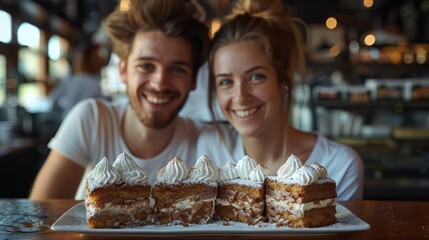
top-left (119, 60), bottom-right (127, 84)
top-left (281, 81), bottom-right (289, 93)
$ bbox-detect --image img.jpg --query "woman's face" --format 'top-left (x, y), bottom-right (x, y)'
top-left (213, 41), bottom-right (285, 137)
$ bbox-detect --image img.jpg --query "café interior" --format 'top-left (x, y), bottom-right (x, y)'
top-left (0, 0), bottom-right (428, 201)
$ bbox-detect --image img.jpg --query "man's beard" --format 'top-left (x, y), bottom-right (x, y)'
top-left (128, 87), bottom-right (190, 129)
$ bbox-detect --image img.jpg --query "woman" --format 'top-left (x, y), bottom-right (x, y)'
top-left (197, 0), bottom-right (364, 201)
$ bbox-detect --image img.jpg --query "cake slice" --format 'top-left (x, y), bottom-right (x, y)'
top-left (265, 154), bottom-right (337, 228)
top-left (152, 155), bottom-right (218, 225)
top-left (215, 155), bottom-right (270, 225)
top-left (85, 153), bottom-right (152, 228)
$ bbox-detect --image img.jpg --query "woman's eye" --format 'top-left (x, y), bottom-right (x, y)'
top-left (218, 79), bottom-right (232, 87)
top-left (250, 73), bottom-right (265, 82)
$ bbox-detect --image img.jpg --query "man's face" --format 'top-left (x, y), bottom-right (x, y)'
top-left (120, 31), bottom-right (195, 129)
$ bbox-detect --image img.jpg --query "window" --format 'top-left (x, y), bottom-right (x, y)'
top-left (17, 22), bottom-right (41, 49)
top-left (0, 54), bottom-right (6, 106)
top-left (17, 22), bottom-right (44, 81)
top-left (100, 53), bottom-right (126, 99)
top-left (48, 35), bottom-right (70, 80)
top-left (18, 48), bottom-right (43, 81)
top-left (0, 10), bottom-right (12, 44)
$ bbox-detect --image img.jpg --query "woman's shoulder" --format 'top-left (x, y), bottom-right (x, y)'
top-left (313, 134), bottom-right (362, 165)
top-left (197, 123), bottom-right (242, 163)
top-left (199, 123), bottom-right (238, 142)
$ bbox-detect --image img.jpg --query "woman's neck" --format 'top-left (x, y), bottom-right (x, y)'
top-left (243, 125), bottom-right (318, 175)
top-left (242, 121), bottom-right (291, 174)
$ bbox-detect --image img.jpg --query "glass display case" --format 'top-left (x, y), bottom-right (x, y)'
top-left (311, 79), bottom-right (429, 200)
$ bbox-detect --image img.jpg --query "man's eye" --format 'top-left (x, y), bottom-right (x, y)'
top-left (138, 63), bottom-right (154, 71)
top-left (172, 66), bottom-right (186, 74)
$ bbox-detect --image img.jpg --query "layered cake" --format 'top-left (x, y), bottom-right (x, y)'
top-left (265, 154), bottom-right (337, 228)
top-left (215, 156), bottom-right (271, 225)
top-left (85, 153), bottom-right (152, 228)
top-left (152, 155), bottom-right (219, 225)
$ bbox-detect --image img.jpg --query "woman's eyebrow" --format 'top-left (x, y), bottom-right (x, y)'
top-left (244, 66), bottom-right (268, 74)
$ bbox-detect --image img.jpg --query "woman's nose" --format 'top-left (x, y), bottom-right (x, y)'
top-left (233, 82), bottom-right (252, 103)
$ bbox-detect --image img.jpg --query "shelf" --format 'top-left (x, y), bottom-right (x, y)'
top-left (313, 100), bottom-right (429, 109)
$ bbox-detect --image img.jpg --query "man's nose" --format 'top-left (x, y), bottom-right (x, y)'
top-left (150, 69), bottom-right (168, 91)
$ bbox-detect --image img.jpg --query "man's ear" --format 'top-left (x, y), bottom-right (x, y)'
top-left (119, 60), bottom-right (127, 84)
top-left (190, 76), bottom-right (197, 91)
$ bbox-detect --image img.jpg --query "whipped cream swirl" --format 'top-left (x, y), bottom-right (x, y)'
top-left (218, 162), bottom-right (239, 182)
top-left (122, 169), bottom-right (149, 184)
top-left (188, 155), bottom-right (219, 182)
top-left (249, 164), bottom-right (271, 182)
top-left (236, 155), bottom-right (257, 179)
top-left (311, 162), bottom-right (327, 179)
top-left (112, 152), bottom-right (138, 172)
top-left (156, 156), bottom-right (189, 183)
top-left (112, 152), bottom-right (149, 184)
top-left (277, 154), bottom-right (303, 179)
top-left (292, 165), bottom-right (319, 184)
top-left (90, 157), bottom-right (121, 185)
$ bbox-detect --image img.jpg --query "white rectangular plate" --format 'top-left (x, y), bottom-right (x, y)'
top-left (51, 203), bottom-right (370, 236)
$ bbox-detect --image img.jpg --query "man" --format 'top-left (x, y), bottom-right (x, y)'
top-left (30, 0), bottom-right (209, 200)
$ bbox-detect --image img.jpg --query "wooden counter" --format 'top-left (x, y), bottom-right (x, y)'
top-left (0, 199), bottom-right (428, 239)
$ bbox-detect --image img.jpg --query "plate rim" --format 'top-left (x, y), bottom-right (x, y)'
top-left (51, 202), bottom-right (371, 236)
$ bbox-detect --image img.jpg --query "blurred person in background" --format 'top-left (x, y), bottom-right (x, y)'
top-left (49, 40), bottom-right (110, 118)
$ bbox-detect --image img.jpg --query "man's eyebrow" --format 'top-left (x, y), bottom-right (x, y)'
top-left (171, 60), bottom-right (192, 68)
top-left (135, 57), bottom-right (192, 68)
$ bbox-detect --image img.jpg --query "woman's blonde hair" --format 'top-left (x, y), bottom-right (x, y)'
top-left (106, 0), bottom-right (210, 78)
top-left (208, 0), bottom-right (305, 121)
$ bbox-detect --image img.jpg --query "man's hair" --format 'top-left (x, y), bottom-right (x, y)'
top-left (106, 0), bottom-right (209, 77)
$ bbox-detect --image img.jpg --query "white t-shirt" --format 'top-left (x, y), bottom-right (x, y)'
top-left (49, 98), bottom-right (202, 187)
top-left (197, 124), bottom-right (364, 201)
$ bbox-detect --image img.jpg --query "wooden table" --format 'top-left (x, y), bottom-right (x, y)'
top-left (0, 199), bottom-right (428, 239)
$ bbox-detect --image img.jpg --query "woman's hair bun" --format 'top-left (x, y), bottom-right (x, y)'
top-left (228, 0), bottom-right (285, 21)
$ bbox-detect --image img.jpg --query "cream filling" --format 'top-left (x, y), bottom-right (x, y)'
top-left (215, 198), bottom-right (253, 209)
top-left (86, 201), bottom-right (150, 217)
top-left (158, 198), bottom-right (214, 213)
top-left (266, 196), bottom-right (336, 216)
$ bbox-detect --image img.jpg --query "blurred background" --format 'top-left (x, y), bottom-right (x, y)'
top-left (0, 0), bottom-right (428, 200)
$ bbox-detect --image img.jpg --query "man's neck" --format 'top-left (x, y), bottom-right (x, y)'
top-left (122, 107), bottom-right (176, 159)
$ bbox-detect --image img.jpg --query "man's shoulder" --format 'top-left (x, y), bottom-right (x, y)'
top-left (66, 98), bottom-right (125, 123)
top-left (175, 117), bottom-right (209, 132)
